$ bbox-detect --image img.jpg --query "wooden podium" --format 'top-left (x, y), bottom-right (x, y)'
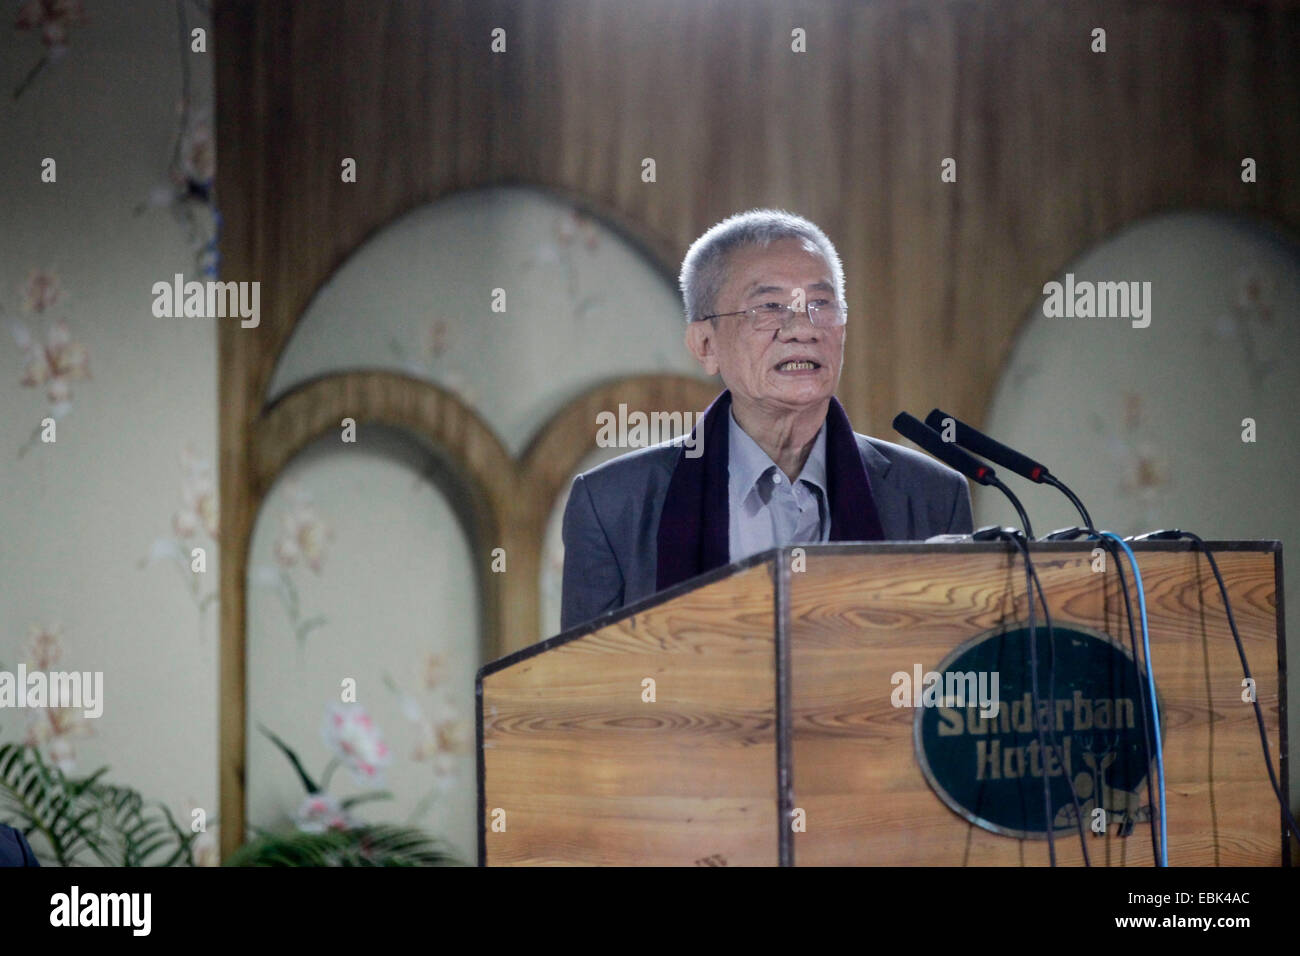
top-left (476, 542), bottom-right (1287, 866)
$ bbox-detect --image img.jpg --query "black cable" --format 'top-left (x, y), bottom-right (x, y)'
top-left (1138, 531), bottom-right (1300, 846)
top-left (1042, 475), bottom-right (1093, 531)
top-left (1023, 547), bottom-right (1091, 865)
top-left (1037, 526), bottom-right (1160, 863)
top-left (984, 528), bottom-right (1057, 863)
top-left (1011, 531), bottom-right (1056, 865)
top-left (1004, 526), bottom-right (1092, 859)
top-left (1100, 536), bottom-right (1162, 864)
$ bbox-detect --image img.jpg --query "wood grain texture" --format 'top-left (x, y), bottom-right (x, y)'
top-left (481, 564), bottom-right (779, 866)
top-left (479, 543), bottom-right (1283, 865)
top-left (214, 0), bottom-right (1300, 858)
top-left (789, 546), bottom-right (1284, 865)
top-left (216, 0), bottom-right (1300, 442)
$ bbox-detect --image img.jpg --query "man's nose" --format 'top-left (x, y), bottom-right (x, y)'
top-left (778, 309), bottom-right (819, 337)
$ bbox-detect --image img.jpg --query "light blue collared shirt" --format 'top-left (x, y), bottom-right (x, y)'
top-left (727, 408), bottom-right (830, 563)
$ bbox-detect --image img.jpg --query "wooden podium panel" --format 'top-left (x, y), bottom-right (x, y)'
top-left (479, 562), bottom-right (779, 866)
top-left (478, 542), bottom-right (1286, 865)
top-left (788, 544), bottom-right (1284, 866)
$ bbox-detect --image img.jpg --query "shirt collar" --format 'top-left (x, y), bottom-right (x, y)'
top-left (728, 407), bottom-right (829, 500)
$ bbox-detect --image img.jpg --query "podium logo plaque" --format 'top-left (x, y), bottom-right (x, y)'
top-left (914, 623), bottom-right (1159, 839)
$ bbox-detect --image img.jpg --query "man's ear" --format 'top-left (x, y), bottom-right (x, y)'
top-left (685, 320), bottom-right (721, 376)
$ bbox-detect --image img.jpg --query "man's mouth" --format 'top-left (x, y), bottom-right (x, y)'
top-left (775, 359), bottom-right (822, 372)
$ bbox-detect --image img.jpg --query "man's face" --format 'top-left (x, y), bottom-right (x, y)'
top-left (686, 237), bottom-right (845, 414)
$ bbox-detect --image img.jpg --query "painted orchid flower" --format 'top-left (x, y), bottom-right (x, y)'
top-left (173, 446), bottom-right (219, 538)
top-left (14, 319), bottom-right (90, 414)
top-left (1236, 266), bottom-right (1275, 317)
top-left (20, 268), bottom-right (62, 313)
top-left (25, 705), bottom-right (90, 774)
top-left (15, 0), bottom-right (87, 51)
top-left (177, 112), bottom-right (216, 187)
top-left (25, 623), bottom-right (62, 670)
top-left (321, 702), bottom-right (391, 784)
top-left (293, 792), bottom-right (351, 834)
top-left (273, 485), bottom-right (331, 572)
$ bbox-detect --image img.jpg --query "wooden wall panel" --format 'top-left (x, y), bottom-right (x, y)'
top-left (215, 0), bottom-right (1300, 435)
top-left (214, 0), bottom-right (1300, 856)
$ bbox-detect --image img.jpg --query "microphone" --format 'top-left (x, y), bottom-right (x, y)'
top-left (892, 412), bottom-right (1034, 539)
top-left (924, 408), bottom-right (1094, 531)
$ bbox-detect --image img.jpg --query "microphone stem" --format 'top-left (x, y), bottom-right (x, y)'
top-left (1043, 474), bottom-right (1093, 531)
top-left (988, 475), bottom-right (1034, 539)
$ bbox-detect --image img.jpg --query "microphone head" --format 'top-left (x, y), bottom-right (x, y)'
top-left (926, 407), bottom-right (1050, 483)
top-left (923, 408), bottom-right (949, 433)
top-left (891, 412), bottom-right (995, 485)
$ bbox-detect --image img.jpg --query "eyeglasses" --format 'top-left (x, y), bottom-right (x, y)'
top-left (701, 300), bottom-right (845, 331)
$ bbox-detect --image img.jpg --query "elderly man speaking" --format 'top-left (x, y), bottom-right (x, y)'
top-left (560, 209), bottom-right (973, 630)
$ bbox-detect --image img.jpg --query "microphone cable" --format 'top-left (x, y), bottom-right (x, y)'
top-left (976, 527), bottom-right (1090, 864)
top-left (1100, 534), bottom-right (1162, 865)
top-left (1049, 526), bottom-right (1163, 864)
top-left (1022, 537), bottom-right (1091, 865)
top-left (1095, 531), bottom-right (1167, 866)
top-left (1129, 530), bottom-right (1300, 847)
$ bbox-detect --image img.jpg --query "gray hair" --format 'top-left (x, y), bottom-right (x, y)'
top-left (677, 208), bottom-right (846, 324)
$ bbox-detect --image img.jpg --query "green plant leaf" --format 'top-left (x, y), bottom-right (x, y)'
top-left (256, 723), bottom-right (321, 794)
top-left (0, 743), bottom-right (199, 867)
top-left (224, 823), bottom-right (462, 868)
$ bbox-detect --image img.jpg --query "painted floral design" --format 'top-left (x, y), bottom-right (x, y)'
top-left (9, 269), bottom-right (92, 456)
top-left (174, 445), bottom-right (219, 539)
top-left (259, 720), bottom-right (392, 837)
top-left (1091, 392), bottom-right (1169, 530)
top-left (273, 482), bottom-right (331, 574)
top-left (553, 208), bottom-right (600, 252)
top-left (321, 702), bottom-right (392, 785)
top-left (13, 0), bottom-right (88, 99)
top-left (140, 446), bottom-right (219, 635)
top-left (391, 315), bottom-right (448, 376)
top-left (521, 208), bottom-right (604, 320)
top-left (1214, 265), bottom-right (1279, 392)
top-left (293, 792), bottom-right (351, 834)
top-left (140, 107), bottom-right (220, 276)
top-left (14, 319), bottom-right (89, 413)
top-left (177, 110), bottom-right (216, 190)
top-left (15, 0), bottom-right (86, 47)
top-left (25, 624), bottom-right (61, 670)
top-left (250, 482), bottom-right (332, 646)
top-left (18, 625), bottom-right (92, 774)
top-left (389, 315), bottom-right (481, 407)
top-left (421, 317), bottom-right (449, 365)
top-left (386, 653), bottom-right (469, 820)
top-left (20, 268), bottom-right (63, 313)
top-left (134, 0), bottom-right (219, 276)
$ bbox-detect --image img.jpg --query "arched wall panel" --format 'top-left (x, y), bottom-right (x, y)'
top-left (214, 0), bottom-right (1300, 857)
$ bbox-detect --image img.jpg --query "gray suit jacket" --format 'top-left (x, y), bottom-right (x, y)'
top-left (560, 433), bottom-right (973, 630)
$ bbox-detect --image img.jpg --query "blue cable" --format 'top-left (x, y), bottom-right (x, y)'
top-left (1095, 531), bottom-right (1167, 866)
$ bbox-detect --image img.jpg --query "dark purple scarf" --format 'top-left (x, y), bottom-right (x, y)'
top-left (655, 389), bottom-right (885, 590)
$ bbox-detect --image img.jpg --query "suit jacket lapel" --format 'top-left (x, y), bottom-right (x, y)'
top-left (656, 390), bottom-right (885, 592)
